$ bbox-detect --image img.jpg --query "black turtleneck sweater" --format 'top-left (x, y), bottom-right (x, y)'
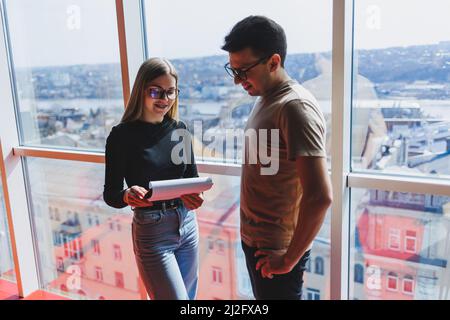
top-left (103, 116), bottom-right (198, 209)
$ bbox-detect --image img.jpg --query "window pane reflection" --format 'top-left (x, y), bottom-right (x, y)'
top-left (352, 0), bottom-right (450, 178)
top-left (25, 158), bottom-right (139, 300)
top-left (197, 172), bottom-right (331, 299)
top-left (0, 166), bottom-right (18, 296)
top-left (4, 0), bottom-right (123, 151)
top-left (145, 0), bottom-right (333, 167)
top-left (350, 187), bottom-right (450, 299)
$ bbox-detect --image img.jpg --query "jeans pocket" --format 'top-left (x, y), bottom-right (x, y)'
top-left (133, 212), bottom-right (163, 226)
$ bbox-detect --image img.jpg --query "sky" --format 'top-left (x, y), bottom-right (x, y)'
top-left (3, 0), bottom-right (450, 67)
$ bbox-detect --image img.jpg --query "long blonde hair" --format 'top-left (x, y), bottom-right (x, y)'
top-left (121, 58), bottom-right (179, 123)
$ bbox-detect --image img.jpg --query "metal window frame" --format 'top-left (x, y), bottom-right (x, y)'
top-left (0, 0), bottom-right (449, 300)
top-left (348, 172), bottom-right (450, 197)
top-left (330, 0), bottom-right (353, 300)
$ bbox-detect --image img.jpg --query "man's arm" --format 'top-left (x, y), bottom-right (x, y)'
top-left (284, 156), bottom-right (332, 266)
top-left (256, 156), bottom-right (332, 277)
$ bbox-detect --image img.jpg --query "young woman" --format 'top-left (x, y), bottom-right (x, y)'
top-left (103, 58), bottom-right (203, 300)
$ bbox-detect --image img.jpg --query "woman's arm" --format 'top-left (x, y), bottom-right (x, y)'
top-left (103, 126), bottom-right (128, 208)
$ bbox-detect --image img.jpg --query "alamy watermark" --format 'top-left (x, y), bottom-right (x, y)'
top-left (170, 121), bottom-right (280, 175)
top-left (66, 264), bottom-right (82, 291)
top-left (366, 4), bottom-right (381, 31)
top-left (66, 5), bottom-right (81, 31)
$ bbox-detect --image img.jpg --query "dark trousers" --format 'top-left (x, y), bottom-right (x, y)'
top-left (242, 241), bottom-right (311, 300)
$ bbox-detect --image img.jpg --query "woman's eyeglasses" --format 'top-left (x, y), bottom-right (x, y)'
top-left (146, 87), bottom-right (179, 100)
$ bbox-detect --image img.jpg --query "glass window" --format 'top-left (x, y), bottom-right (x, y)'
top-left (305, 256), bottom-right (311, 273)
top-left (113, 244), bottom-right (122, 261)
top-left (194, 172), bottom-right (330, 299)
top-left (306, 288), bottom-right (321, 300)
top-left (196, 173), bottom-right (242, 299)
top-left (3, 0), bottom-right (124, 151)
top-left (388, 228), bottom-right (401, 251)
top-left (56, 257), bottom-right (64, 272)
top-left (145, 1), bottom-right (332, 299)
top-left (403, 275), bottom-right (415, 295)
top-left (95, 267), bottom-right (103, 282)
top-left (306, 210), bottom-right (330, 298)
top-left (24, 158), bottom-right (140, 300)
top-left (350, 187), bottom-right (450, 300)
top-left (0, 166), bottom-right (17, 290)
top-left (387, 272), bottom-right (398, 291)
top-left (207, 236), bottom-right (214, 251)
top-left (352, 0), bottom-right (450, 178)
top-left (405, 230), bottom-right (417, 253)
top-left (212, 267), bottom-right (223, 285)
top-left (92, 239), bottom-right (101, 256)
top-left (114, 272), bottom-right (124, 289)
top-left (216, 239), bottom-right (225, 255)
top-left (354, 264), bottom-right (364, 284)
top-left (315, 257), bottom-right (324, 275)
top-left (145, 0), bottom-right (332, 165)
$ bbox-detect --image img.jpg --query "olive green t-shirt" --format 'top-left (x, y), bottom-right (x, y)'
top-left (240, 79), bottom-right (327, 250)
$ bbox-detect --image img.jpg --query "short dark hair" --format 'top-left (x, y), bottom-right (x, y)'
top-left (222, 16), bottom-right (287, 67)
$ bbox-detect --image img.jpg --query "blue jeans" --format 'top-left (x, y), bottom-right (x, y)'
top-left (242, 241), bottom-right (311, 300)
top-left (132, 204), bottom-right (199, 300)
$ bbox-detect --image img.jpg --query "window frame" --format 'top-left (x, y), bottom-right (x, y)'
top-left (404, 231), bottom-right (417, 254)
top-left (354, 263), bottom-right (364, 284)
top-left (387, 272), bottom-right (399, 292)
top-left (211, 266), bottom-right (223, 286)
top-left (306, 288), bottom-right (321, 300)
top-left (94, 266), bottom-right (103, 282)
top-left (402, 276), bottom-right (415, 295)
top-left (113, 244), bottom-right (122, 261)
top-left (315, 257), bottom-right (325, 276)
top-left (92, 239), bottom-right (101, 256)
top-left (388, 228), bottom-right (401, 251)
top-left (115, 271), bottom-right (125, 289)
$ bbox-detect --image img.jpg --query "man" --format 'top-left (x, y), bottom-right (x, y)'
top-left (222, 16), bottom-right (333, 300)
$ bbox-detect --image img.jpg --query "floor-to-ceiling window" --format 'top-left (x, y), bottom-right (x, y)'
top-left (0, 165), bottom-right (17, 295)
top-left (144, 0), bottom-right (333, 299)
top-left (350, 0), bottom-right (450, 300)
top-left (0, 0), bottom-right (449, 300)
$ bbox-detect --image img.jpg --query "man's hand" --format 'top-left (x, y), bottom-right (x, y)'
top-left (181, 193), bottom-right (204, 210)
top-left (123, 186), bottom-right (153, 208)
top-left (255, 249), bottom-right (295, 279)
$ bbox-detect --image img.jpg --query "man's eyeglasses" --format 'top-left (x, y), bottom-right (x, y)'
top-left (224, 56), bottom-right (270, 81)
top-left (146, 87), bottom-right (179, 100)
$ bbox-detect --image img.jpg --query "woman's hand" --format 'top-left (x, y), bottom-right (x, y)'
top-left (180, 193), bottom-right (204, 210)
top-left (123, 186), bottom-right (153, 208)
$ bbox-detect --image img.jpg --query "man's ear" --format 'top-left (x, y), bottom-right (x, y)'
top-left (269, 54), bottom-right (281, 71)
